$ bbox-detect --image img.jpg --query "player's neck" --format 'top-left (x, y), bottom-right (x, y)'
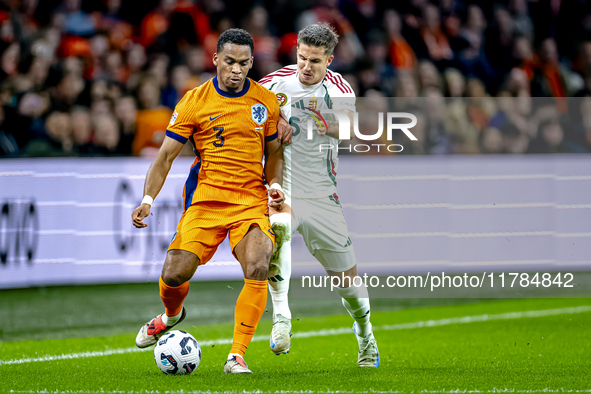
top-left (298, 72), bottom-right (325, 87)
top-left (213, 76), bottom-right (251, 97)
top-left (218, 81), bottom-right (246, 93)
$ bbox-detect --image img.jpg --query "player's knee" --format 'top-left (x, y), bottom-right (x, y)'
top-left (161, 250), bottom-right (199, 287)
top-left (161, 270), bottom-right (190, 287)
top-left (244, 259), bottom-right (269, 281)
top-left (161, 263), bottom-right (193, 287)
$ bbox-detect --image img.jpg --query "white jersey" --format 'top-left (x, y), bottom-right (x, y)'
top-left (259, 65), bottom-right (356, 200)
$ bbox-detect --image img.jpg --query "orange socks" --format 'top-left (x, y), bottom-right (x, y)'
top-left (159, 276), bottom-right (189, 317)
top-left (230, 278), bottom-right (268, 356)
top-left (159, 277), bottom-right (267, 356)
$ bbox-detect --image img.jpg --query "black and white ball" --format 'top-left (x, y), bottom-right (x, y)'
top-left (154, 330), bottom-right (201, 375)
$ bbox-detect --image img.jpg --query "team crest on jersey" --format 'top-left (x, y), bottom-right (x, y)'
top-left (169, 111), bottom-right (179, 126)
top-left (251, 104), bottom-right (267, 125)
top-left (276, 93), bottom-right (288, 107)
top-left (308, 98), bottom-right (318, 111)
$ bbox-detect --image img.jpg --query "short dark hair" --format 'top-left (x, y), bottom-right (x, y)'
top-left (297, 23), bottom-right (339, 56)
top-left (217, 28), bottom-right (255, 54)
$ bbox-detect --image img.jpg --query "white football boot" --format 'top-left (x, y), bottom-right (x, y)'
top-left (223, 354), bottom-right (253, 374)
top-left (353, 322), bottom-right (380, 367)
top-left (270, 314), bottom-right (292, 355)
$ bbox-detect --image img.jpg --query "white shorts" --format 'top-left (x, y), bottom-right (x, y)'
top-left (292, 195), bottom-right (356, 272)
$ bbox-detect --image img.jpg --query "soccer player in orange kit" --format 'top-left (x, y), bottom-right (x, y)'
top-left (131, 28), bottom-right (284, 374)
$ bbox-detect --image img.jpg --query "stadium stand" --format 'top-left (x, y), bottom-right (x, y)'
top-left (1, 0), bottom-right (591, 156)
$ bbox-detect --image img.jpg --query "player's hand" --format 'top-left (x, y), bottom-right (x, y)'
top-left (268, 188), bottom-right (285, 209)
top-left (132, 204), bottom-right (151, 228)
top-left (316, 121), bottom-right (328, 136)
top-left (278, 116), bottom-right (292, 144)
top-left (316, 118), bottom-right (337, 137)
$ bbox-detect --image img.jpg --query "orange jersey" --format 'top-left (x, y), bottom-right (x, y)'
top-left (166, 77), bottom-right (280, 209)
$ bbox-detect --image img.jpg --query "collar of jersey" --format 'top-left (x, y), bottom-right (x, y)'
top-left (295, 71), bottom-right (326, 89)
top-left (213, 76), bottom-right (251, 98)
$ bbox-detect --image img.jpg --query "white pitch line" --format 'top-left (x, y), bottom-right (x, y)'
top-left (1, 306), bottom-right (590, 366)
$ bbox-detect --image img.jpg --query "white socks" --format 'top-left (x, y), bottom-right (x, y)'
top-left (269, 240), bottom-right (292, 319)
top-left (162, 310), bottom-right (183, 326)
top-left (270, 212), bottom-right (291, 231)
top-left (269, 212), bottom-right (293, 320)
top-left (336, 284), bottom-right (372, 336)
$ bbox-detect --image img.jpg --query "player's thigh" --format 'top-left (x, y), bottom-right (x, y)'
top-left (313, 247), bottom-right (358, 275)
top-left (161, 249), bottom-right (200, 287)
top-left (326, 264), bottom-right (358, 281)
top-left (233, 226), bottom-right (273, 280)
top-left (229, 203), bottom-right (274, 280)
top-left (168, 202), bottom-right (229, 268)
top-left (297, 197), bottom-right (351, 253)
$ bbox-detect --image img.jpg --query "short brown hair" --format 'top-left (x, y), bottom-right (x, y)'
top-left (297, 23), bottom-right (339, 56)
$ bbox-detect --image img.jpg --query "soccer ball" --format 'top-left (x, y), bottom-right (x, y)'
top-left (154, 330), bottom-right (201, 375)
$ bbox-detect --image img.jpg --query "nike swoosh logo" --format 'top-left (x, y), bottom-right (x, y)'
top-left (240, 322), bottom-right (254, 328)
top-left (209, 114), bottom-right (222, 121)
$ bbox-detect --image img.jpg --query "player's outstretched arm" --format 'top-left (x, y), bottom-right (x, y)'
top-left (132, 136), bottom-right (185, 228)
top-left (264, 137), bottom-right (284, 209)
top-left (278, 115), bottom-right (292, 144)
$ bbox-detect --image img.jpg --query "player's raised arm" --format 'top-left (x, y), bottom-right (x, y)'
top-left (132, 136), bottom-right (185, 228)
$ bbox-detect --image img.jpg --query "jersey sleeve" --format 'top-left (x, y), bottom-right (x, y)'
top-left (165, 90), bottom-right (196, 144)
top-left (260, 76), bottom-right (291, 122)
top-left (326, 72), bottom-right (356, 112)
top-left (331, 88), bottom-right (356, 112)
top-left (259, 75), bottom-right (276, 90)
top-left (259, 65), bottom-right (296, 89)
top-left (265, 93), bottom-right (280, 142)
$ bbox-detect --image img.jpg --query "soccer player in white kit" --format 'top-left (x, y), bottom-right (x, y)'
top-left (259, 23), bottom-right (379, 367)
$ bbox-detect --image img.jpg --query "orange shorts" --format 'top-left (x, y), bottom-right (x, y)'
top-left (168, 201), bottom-right (275, 265)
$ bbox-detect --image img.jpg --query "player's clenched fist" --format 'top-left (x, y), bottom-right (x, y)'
top-left (132, 204), bottom-right (151, 228)
top-left (268, 188), bottom-right (285, 210)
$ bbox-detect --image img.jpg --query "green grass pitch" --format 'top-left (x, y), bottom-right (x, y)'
top-left (1, 281), bottom-right (590, 393)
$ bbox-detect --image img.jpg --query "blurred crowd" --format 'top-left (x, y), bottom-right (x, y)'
top-left (1, 0), bottom-right (591, 157)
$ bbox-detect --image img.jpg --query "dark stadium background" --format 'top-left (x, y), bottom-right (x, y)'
top-left (1, 0), bottom-right (591, 156)
top-left (0, 0), bottom-right (590, 301)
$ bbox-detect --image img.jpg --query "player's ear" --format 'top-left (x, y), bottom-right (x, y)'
top-left (213, 53), bottom-right (219, 67)
top-left (326, 54), bottom-right (334, 67)
top-left (249, 56), bottom-right (254, 70)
